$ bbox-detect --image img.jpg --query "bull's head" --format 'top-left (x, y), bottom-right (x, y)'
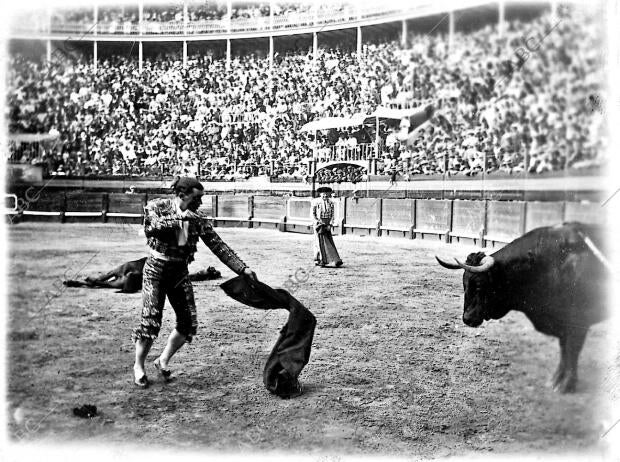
top-left (436, 252), bottom-right (496, 327)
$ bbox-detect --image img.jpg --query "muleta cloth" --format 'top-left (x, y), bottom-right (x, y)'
top-left (315, 224), bottom-right (342, 266)
top-left (316, 186), bottom-right (333, 194)
top-left (219, 276), bottom-right (316, 398)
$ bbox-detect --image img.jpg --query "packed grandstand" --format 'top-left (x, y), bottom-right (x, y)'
top-left (51, 1), bottom-right (317, 25)
top-left (7, 2), bottom-right (606, 181)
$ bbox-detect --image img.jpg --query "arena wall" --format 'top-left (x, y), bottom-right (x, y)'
top-left (6, 190), bottom-right (607, 248)
top-left (7, 173), bottom-right (607, 203)
top-left (449, 200), bottom-right (486, 243)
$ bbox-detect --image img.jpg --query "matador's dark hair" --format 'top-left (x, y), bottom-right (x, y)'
top-left (171, 176), bottom-right (204, 195)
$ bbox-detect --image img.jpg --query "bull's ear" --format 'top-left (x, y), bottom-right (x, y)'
top-left (436, 256), bottom-right (462, 270)
top-left (456, 255), bottom-right (495, 273)
top-left (465, 251), bottom-right (487, 266)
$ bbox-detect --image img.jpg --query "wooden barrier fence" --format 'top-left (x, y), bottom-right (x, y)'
top-left (343, 198), bottom-right (380, 237)
top-left (7, 191), bottom-right (606, 246)
top-left (251, 195), bottom-right (287, 231)
top-left (380, 198), bottom-right (415, 238)
top-left (450, 200), bottom-right (486, 244)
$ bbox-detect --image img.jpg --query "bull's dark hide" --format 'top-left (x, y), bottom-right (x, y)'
top-left (63, 257), bottom-right (221, 293)
top-left (436, 222), bottom-right (610, 393)
top-left (220, 276), bottom-right (316, 399)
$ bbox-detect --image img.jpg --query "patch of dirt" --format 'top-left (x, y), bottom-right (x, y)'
top-left (6, 223), bottom-right (614, 457)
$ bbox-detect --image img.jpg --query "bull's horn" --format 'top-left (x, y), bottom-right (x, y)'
top-left (455, 256), bottom-right (495, 273)
top-left (435, 256), bottom-right (463, 270)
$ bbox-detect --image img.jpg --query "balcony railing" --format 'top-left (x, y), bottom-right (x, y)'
top-left (316, 143), bottom-right (376, 163)
top-left (14, 3), bottom-right (433, 37)
top-left (384, 98), bottom-right (434, 110)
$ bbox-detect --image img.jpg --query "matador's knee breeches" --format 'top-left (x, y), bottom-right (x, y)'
top-left (132, 256), bottom-right (198, 343)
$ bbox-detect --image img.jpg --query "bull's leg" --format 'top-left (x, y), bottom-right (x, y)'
top-left (87, 262), bottom-right (129, 284)
top-left (86, 277), bottom-right (127, 289)
top-left (553, 328), bottom-right (588, 393)
top-left (549, 336), bottom-right (567, 388)
top-left (86, 269), bottom-right (119, 284)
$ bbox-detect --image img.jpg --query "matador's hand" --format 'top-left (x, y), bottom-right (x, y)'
top-left (243, 268), bottom-right (258, 282)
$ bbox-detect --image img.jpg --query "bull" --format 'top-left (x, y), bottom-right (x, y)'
top-left (436, 222), bottom-right (611, 393)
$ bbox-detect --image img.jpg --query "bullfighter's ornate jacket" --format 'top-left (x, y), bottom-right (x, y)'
top-left (143, 197), bottom-right (247, 273)
top-left (311, 198), bottom-right (335, 226)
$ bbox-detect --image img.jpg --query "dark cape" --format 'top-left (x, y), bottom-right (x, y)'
top-left (220, 276), bottom-right (316, 398)
top-left (315, 224), bottom-right (342, 266)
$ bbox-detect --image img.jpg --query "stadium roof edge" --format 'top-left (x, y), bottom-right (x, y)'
top-left (9, 0), bottom-right (498, 42)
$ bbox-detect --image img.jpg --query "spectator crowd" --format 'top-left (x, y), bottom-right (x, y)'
top-left (51, 2), bottom-right (315, 26)
top-left (9, 5), bottom-right (605, 180)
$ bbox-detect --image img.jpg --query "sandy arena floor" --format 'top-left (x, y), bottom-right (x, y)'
top-left (5, 223), bottom-right (616, 458)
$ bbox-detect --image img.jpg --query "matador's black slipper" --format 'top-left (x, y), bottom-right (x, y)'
top-left (73, 404), bottom-right (98, 418)
top-left (134, 374), bottom-right (149, 389)
top-left (153, 358), bottom-right (172, 381)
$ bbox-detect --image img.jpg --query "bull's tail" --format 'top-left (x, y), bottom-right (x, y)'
top-left (63, 279), bottom-right (96, 288)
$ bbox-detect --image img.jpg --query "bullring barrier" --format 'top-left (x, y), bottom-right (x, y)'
top-left (6, 191), bottom-right (606, 247)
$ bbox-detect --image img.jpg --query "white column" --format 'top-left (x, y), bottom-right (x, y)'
top-left (550, 0), bottom-right (558, 23)
top-left (226, 38), bottom-right (231, 70)
top-left (269, 0), bottom-right (273, 30)
top-left (183, 40), bottom-right (187, 67)
top-left (448, 11), bottom-right (455, 53)
top-left (356, 26), bottom-right (362, 58)
top-left (227, 0), bottom-right (232, 33)
top-left (375, 116), bottom-right (380, 158)
top-left (401, 20), bottom-right (407, 47)
top-left (93, 41), bottom-right (98, 70)
top-left (269, 36), bottom-right (274, 71)
top-left (46, 40), bottom-right (52, 62)
top-left (93, 2), bottom-right (98, 35)
top-left (313, 0), bottom-right (318, 25)
top-left (313, 130), bottom-right (318, 162)
top-left (47, 4), bottom-right (51, 34)
top-left (138, 41), bottom-right (143, 72)
top-left (498, 0), bottom-right (505, 39)
top-left (139, 0), bottom-right (144, 34)
top-left (183, 0), bottom-right (188, 34)
top-left (313, 31), bottom-right (318, 60)
top-left (449, 11), bottom-right (454, 53)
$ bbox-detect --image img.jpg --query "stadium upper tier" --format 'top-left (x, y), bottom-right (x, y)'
top-left (7, 4), bottom-right (607, 181)
top-left (12, 1), bottom-right (490, 40)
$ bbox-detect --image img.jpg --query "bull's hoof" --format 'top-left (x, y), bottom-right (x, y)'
top-left (548, 368), bottom-right (565, 388)
top-left (552, 375), bottom-right (577, 393)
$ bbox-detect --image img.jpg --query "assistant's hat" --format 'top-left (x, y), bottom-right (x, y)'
top-left (316, 186), bottom-right (333, 194)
